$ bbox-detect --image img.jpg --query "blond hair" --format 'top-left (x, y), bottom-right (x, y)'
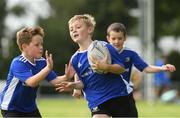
top-left (68, 14), bottom-right (96, 35)
top-left (16, 26), bottom-right (44, 51)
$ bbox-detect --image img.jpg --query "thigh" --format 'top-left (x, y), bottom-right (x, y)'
top-left (92, 114), bottom-right (110, 118)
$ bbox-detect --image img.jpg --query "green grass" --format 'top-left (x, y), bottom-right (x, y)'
top-left (38, 98), bottom-right (90, 117)
top-left (38, 98), bottom-right (180, 118)
top-left (1, 98), bottom-right (180, 118)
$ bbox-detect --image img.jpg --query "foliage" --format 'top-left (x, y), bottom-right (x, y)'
top-left (38, 0), bottom-right (137, 74)
top-left (155, 0), bottom-right (180, 39)
top-left (0, 0), bottom-right (6, 79)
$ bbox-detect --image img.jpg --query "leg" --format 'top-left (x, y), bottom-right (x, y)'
top-left (92, 114), bottom-right (110, 118)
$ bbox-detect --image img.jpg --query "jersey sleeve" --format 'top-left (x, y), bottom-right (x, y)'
top-left (132, 51), bottom-right (148, 71)
top-left (40, 59), bottom-right (58, 81)
top-left (45, 71), bottom-right (57, 82)
top-left (11, 60), bottom-right (33, 82)
top-left (106, 44), bottom-right (125, 67)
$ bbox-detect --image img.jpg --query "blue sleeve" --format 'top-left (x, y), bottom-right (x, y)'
top-left (106, 44), bottom-right (124, 67)
top-left (11, 60), bottom-right (33, 82)
top-left (132, 51), bottom-right (148, 72)
top-left (45, 71), bottom-right (57, 82)
top-left (40, 59), bottom-right (57, 81)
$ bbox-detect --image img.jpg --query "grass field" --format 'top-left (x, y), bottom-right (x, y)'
top-left (38, 98), bottom-right (180, 118)
top-left (1, 97), bottom-right (180, 118)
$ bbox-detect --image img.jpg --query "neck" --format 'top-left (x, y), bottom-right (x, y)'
top-left (78, 38), bottom-right (93, 51)
top-left (22, 52), bottom-right (35, 64)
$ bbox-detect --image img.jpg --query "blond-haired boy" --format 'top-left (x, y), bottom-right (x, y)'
top-left (55, 14), bottom-right (134, 118)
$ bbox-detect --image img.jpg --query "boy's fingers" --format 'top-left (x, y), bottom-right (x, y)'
top-left (45, 50), bottom-right (48, 57)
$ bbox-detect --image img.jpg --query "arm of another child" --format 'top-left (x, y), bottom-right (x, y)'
top-left (72, 74), bottom-right (82, 99)
top-left (50, 63), bottom-right (75, 86)
top-left (25, 50), bottom-right (53, 87)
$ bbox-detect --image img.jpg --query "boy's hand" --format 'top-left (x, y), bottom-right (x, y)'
top-left (65, 63), bottom-right (75, 79)
top-left (45, 50), bottom-right (53, 70)
top-left (55, 82), bottom-right (74, 92)
top-left (90, 54), bottom-right (109, 71)
top-left (72, 89), bottom-right (82, 99)
top-left (162, 64), bottom-right (176, 72)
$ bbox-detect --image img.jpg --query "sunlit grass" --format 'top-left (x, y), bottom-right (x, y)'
top-left (1, 97), bottom-right (179, 118)
top-left (38, 98), bottom-right (180, 118)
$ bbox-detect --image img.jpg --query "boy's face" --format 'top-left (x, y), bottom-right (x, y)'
top-left (69, 20), bottom-right (92, 43)
top-left (107, 31), bottom-right (126, 50)
top-left (23, 35), bottom-right (43, 59)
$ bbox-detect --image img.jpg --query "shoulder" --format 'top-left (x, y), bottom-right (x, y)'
top-left (12, 55), bottom-right (27, 65)
top-left (123, 47), bottom-right (139, 55)
top-left (10, 55), bottom-right (28, 70)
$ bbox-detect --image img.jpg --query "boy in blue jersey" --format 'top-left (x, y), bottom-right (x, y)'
top-left (0, 26), bottom-right (74, 117)
top-left (105, 22), bottom-right (176, 116)
top-left (70, 22), bottom-right (176, 117)
top-left (55, 14), bottom-right (145, 118)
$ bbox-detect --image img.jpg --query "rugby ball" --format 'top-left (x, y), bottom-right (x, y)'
top-left (87, 40), bottom-right (111, 74)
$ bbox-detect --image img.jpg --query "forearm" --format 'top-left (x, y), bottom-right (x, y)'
top-left (25, 66), bottom-right (51, 87)
top-left (50, 75), bottom-right (70, 86)
top-left (143, 65), bottom-right (163, 73)
top-left (106, 64), bottom-right (125, 74)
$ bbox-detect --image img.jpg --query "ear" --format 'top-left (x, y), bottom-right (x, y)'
top-left (88, 27), bottom-right (93, 34)
top-left (106, 35), bottom-right (110, 42)
top-left (22, 43), bottom-right (27, 50)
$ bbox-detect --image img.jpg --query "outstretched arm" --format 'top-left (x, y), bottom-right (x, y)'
top-left (143, 64), bottom-right (176, 73)
top-left (25, 50), bottom-right (53, 87)
top-left (50, 63), bottom-right (75, 86)
top-left (72, 74), bottom-right (82, 99)
top-left (55, 80), bottom-right (84, 92)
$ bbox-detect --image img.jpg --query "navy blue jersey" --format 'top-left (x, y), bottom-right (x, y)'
top-left (71, 41), bottom-right (130, 110)
top-left (116, 47), bottom-right (148, 90)
top-left (0, 55), bottom-right (57, 112)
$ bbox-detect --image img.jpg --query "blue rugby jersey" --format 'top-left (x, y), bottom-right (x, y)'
top-left (115, 47), bottom-right (148, 92)
top-left (0, 55), bottom-right (57, 112)
top-left (71, 41), bottom-right (129, 110)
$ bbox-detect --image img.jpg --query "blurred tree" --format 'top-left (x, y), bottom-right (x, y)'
top-left (39, 0), bottom-right (86, 75)
top-left (79, 0), bottom-right (138, 40)
top-left (39, 0), bottom-right (137, 74)
top-left (0, 0), bottom-right (6, 41)
top-left (155, 0), bottom-right (180, 44)
top-left (0, 0), bottom-right (7, 79)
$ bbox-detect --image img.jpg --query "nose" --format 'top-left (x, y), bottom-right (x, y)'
top-left (114, 39), bottom-right (119, 44)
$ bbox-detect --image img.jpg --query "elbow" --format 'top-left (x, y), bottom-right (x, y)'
top-left (25, 80), bottom-right (39, 88)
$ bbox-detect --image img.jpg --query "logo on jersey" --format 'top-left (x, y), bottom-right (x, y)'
top-left (125, 57), bottom-right (130, 62)
top-left (78, 62), bottom-right (82, 68)
top-left (22, 82), bottom-right (28, 86)
top-left (92, 106), bottom-right (100, 112)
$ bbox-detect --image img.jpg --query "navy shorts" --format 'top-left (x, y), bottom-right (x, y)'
top-left (1, 109), bottom-right (41, 118)
top-left (91, 93), bottom-right (138, 117)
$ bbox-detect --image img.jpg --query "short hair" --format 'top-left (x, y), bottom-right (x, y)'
top-left (68, 14), bottom-right (96, 35)
top-left (16, 26), bottom-right (44, 51)
top-left (107, 23), bottom-right (126, 37)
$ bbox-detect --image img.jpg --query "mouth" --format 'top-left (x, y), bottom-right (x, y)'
top-left (73, 34), bottom-right (79, 38)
